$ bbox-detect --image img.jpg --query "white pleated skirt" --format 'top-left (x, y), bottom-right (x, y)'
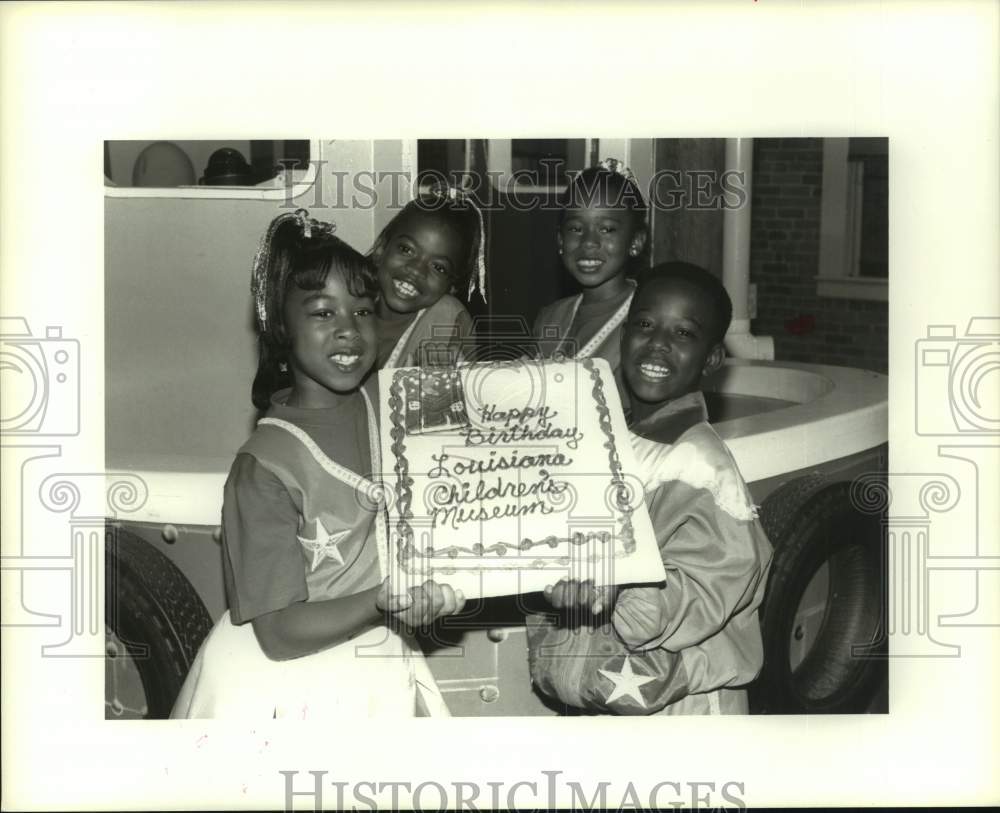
top-left (171, 612), bottom-right (450, 720)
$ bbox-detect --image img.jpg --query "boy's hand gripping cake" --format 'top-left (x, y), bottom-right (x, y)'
top-left (377, 358), bottom-right (665, 600)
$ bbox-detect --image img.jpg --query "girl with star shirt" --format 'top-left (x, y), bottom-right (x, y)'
top-left (171, 211), bottom-right (464, 719)
top-left (533, 159), bottom-right (649, 404)
top-left (368, 185), bottom-right (486, 369)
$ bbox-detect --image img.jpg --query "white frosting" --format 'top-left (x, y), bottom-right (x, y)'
top-left (377, 359), bottom-right (666, 600)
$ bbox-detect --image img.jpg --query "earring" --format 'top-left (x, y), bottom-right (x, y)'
top-left (279, 361), bottom-right (288, 373)
top-left (629, 246), bottom-right (639, 257)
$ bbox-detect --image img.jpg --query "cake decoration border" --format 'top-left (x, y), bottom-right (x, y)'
top-left (387, 359), bottom-right (637, 573)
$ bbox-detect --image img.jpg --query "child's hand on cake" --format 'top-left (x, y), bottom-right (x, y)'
top-left (611, 585), bottom-right (670, 649)
top-left (544, 578), bottom-right (618, 616)
top-left (377, 577), bottom-right (466, 629)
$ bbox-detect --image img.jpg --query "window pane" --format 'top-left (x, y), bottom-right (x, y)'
top-left (511, 139), bottom-right (587, 184)
top-left (853, 146), bottom-right (888, 279)
top-left (417, 139), bottom-right (467, 181)
top-left (848, 137), bottom-right (888, 161)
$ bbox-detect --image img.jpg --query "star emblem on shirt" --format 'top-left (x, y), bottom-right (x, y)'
top-left (297, 516), bottom-right (350, 571)
top-left (599, 655), bottom-right (656, 708)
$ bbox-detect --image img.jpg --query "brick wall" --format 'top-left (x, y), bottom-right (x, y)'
top-left (749, 138), bottom-right (889, 374)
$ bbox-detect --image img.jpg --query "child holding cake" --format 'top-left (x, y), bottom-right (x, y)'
top-left (172, 210), bottom-right (464, 719)
top-left (533, 159), bottom-right (648, 402)
top-left (527, 262), bottom-right (773, 715)
top-left (369, 184), bottom-right (486, 369)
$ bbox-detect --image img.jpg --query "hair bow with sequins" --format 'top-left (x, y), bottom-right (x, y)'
top-left (428, 182), bottom-right (488, 304)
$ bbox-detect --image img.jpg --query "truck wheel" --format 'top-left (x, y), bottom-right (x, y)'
top-left (750, 479), bottom-right (887, 713)
top-left (105, 528), bottom-right (213, 719)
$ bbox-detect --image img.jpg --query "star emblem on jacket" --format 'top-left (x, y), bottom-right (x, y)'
top-left (297, 516), bottom-right (350, 571)
top-left (598, 655), bottom-right (657, 708)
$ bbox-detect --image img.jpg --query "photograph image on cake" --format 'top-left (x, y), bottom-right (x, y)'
top-left (402, 368), bottom-right (470, 435)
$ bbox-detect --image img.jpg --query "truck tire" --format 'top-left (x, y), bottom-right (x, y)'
top-left (750, 478), bottom-right (887, 713)
top-left (105, 527), bottom-right (213, 718)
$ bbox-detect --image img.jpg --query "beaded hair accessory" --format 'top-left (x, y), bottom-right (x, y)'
top-left (428, 181), bottom-right (488, 303)
top-left (599, 157), bottom-right (640, 187)
top-left (250, 208), bottom-right (336, 333)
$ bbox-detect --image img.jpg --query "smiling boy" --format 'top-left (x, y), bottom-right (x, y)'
top-left (528, 262), bottom-right (773, 715)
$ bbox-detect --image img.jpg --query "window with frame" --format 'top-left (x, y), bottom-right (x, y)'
top-left (416, 139), bottom-right (592, 194)
top-left (817, 137), bottom-right (889, 301)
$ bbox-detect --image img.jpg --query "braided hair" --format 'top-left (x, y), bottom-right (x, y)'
top-left (249, 209), bottom-right (377, 409)
top-left (369, 183), bottom-right (488, 303)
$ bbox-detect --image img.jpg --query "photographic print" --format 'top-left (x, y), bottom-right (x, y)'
top-left (401, 368), bottom-right (469, 435)
top-left (3, 3), bottom-right (997, 811)
top-left (101, 136), bottom-right (888, 720)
